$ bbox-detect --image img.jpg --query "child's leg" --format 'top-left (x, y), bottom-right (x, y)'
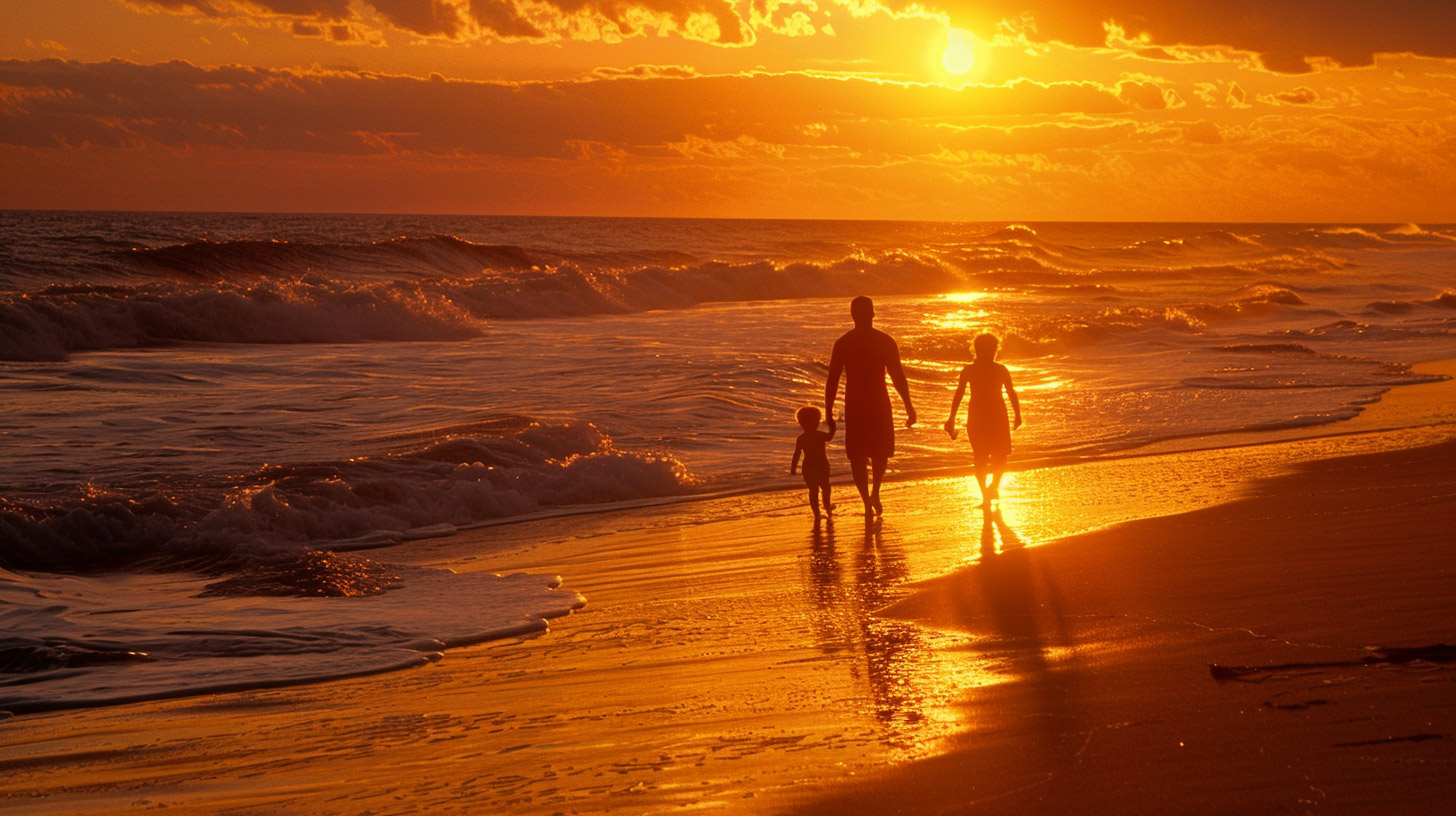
top-left (819, 479), bottom-right (834, 513)
top-left (807, 485), bottom-right (822, 517)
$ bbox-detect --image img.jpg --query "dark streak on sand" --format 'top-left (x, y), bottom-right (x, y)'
top-left (1209, 644), bottom-right (1456, 682)
top-left (1263, 699), bottom-right (1331, 711)
top-left (1334, 733), bottom-right (1445, 748)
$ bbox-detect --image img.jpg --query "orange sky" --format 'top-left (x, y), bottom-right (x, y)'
top-left (2, 0), bottom-right (1454, 220)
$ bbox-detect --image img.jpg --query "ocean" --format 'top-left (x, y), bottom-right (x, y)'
top-left (3, 212), bottom-right (1454, 714)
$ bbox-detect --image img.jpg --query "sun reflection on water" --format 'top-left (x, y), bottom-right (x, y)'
top-left (921, 292), bottom-right (992, 333)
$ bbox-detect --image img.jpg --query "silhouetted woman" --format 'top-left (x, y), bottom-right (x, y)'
top-left (944, 333), bottom-right (1021, 505)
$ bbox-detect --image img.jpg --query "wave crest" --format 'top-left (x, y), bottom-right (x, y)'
top-left (0, 421), bottom-right (693, 573)
top-left (0, 278), bottom-right (483, 361)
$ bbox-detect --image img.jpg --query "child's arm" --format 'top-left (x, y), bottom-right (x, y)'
top-left (943, 367), bottom-right (968, 439)
top-left (1003, 365), bottom-right (1022, 429)
top-left (790, 439), bottom-right (803, 474)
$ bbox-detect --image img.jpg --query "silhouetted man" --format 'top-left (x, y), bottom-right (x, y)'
top-left (825, 296), bottom-right (916, 516)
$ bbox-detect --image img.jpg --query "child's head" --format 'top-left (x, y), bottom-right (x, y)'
top-left (795, 405), bottom-right (822, 431)
top-left (973, 332), bottom-right (1000, 361)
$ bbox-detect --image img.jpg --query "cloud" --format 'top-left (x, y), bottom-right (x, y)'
top-left (3, 57), bottom-right (1454, 220)
top-left (107, 0), bottom-right (1456, 70)
top-left (467, 0), bottom-right (544, 38)
top-left (900, 0), bottom-right (1456, 73)
top-left (1182, 120), bottom-right (1223, 145)
top-left (0, 60), bottom-right (1149, 160)
top-left (1264, 86), bottom-right (1319, 105)
top-left (371, 0), bottom-right (468, 38)
top-left (123, 0), bottom-right (750, 44)
top-left (1116, 78), bottom-right (1177, 110)
top-left (748, 0), bottom-right (823, 37)
top-left (590, 64), bottom-right (699, 80)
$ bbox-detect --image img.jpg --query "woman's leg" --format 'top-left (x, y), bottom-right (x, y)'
top-left (988, 454), bottom-right (1008, 501)
top-left (973, 454), bottom-right (991, 504)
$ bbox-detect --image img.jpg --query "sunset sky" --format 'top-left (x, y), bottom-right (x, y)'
top-left (2, 1), bottom-right (1454, 220)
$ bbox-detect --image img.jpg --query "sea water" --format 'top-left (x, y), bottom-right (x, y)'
top-left (3, 213), bottom-right (1454, 713)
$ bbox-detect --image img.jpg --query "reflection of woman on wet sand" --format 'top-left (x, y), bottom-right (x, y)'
top-left (944, 333), bottom-right (1021, 506)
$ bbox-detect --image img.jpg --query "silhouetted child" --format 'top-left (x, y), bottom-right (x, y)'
top-left (944, 333), bottom-right (1021, 505)
top-left (791, 406), bottom-right (835, 520)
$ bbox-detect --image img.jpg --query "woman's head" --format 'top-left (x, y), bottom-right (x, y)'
top-left (795, 405), bottom-right (822, 431)
top-left (973, 332), bottom-right (999, 360)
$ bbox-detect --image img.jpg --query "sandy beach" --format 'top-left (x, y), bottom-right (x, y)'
top-left (3, 361), bottom-right (1455, 815)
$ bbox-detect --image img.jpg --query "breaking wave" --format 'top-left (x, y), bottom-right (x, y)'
top-left (0, 278), bottom-right (483, 362)
top-left (982, 283), bottom-right (1328, 355)
top-left (0, 226), bottom-right (1380, 361)
top-left (0, 420), bottom-right (692, 574)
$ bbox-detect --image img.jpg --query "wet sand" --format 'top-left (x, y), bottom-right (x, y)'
top-left (797, 437), bottom-right (1456, 815)
top-left (2, 366), bottom-right (1455, 814)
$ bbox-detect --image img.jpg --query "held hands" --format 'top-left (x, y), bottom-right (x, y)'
top-left (943, 419), bottom-right (958, 440)
top-left (905, 405), bottom-right (917, 428)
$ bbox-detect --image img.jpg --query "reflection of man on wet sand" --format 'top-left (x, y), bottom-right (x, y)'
top-left (825, 296), bottom-right (917, 516)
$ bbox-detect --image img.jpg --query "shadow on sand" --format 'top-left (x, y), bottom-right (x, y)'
top-left (793, 507), bottom-right (1091, 814)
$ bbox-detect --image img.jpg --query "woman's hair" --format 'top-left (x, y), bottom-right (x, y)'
top-left (795, 405), bottom-right (822, 426)
top-left (973, 332), bottom-right (999, 359)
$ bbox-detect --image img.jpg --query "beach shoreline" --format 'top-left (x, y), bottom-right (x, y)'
top-left (2, 363), bottom-right (1455, 814)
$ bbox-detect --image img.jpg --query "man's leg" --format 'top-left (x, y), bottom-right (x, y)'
top-left (869, 456), bottom-right (887, 514)
top-left (849, 454), bottom-right (871, 513)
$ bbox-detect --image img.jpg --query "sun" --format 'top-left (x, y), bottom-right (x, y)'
top-left (941, 29), bottom-right (976, 75)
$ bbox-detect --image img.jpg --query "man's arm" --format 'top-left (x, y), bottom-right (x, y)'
top-left (824, 341), bottom-right (843, 431)
top-left (887, 339), bottom-right (916, 427)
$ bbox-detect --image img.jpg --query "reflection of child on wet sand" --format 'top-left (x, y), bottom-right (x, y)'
top-left (944, 333), bottom-right (1022, 506)
top-left (790, 406), bottom-right (835, 520)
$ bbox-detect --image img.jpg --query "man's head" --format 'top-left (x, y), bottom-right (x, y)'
top-left (850, 296), bottom-right (874, 327)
